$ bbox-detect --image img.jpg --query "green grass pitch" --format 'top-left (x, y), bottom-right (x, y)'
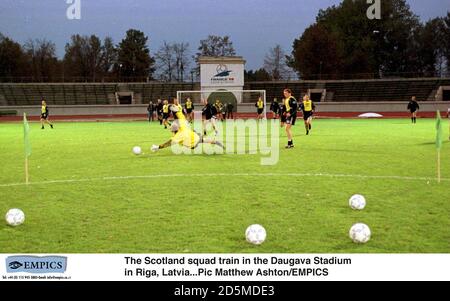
top-left (0, 119), bottom-right (449, 253)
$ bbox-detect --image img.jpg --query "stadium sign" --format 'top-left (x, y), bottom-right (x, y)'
top-left (211, 64), bottom-right (235, 84)
top-left (199, 57), bottom-right (245, 88)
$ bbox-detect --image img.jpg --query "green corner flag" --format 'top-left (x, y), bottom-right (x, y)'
top-left (436, 111), bottom-right (442, 183)
top-left (436, 110), bottom-right (442, 150)
top-left (23, 113), bottom-right (31, 157)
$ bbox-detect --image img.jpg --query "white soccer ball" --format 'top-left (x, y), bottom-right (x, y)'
top-left (245, 224), bottom-right (266, 245)
top-left (132, 146), bottom-right (142, 155)
top-left (349, 223), bottom-right (371, 244)
top-left (349, 194), bottom-right (366, 210)
top-left (5, 209), bottom-right (25, 227)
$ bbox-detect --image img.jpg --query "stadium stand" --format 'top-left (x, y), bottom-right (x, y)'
top-left (0, 79), bottom-right (449, 106)
top-left (0, 83), bottom-right (198, 106)
top-left (246, 78), bottom-right (450, 103)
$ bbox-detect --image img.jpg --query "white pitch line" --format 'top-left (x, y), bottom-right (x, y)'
top-left (0, 173), bottom-right (448, 188)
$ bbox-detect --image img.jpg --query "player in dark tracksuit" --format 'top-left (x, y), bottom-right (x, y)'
top-left (201, 99), bottom-right (218, 136)
top-left (270, 99), bottom-right (280, 119)
top-left (407, 96), bottom-right (420, 124)
top-left (156, 99), bottom-right (163, 125)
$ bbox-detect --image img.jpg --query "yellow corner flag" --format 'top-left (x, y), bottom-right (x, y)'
top-left (23, 113), bottom-right (31, 184)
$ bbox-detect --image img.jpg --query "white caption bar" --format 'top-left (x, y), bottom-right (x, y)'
top-left (1, 254), bottom-right (449, 281)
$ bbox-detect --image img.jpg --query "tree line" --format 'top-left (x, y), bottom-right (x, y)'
top-left (288, 0), bottom-right (450, 79)
top-left (0, 0), bottom-right (449, 82)
top-left (0, 30), bottom-right (240, 82)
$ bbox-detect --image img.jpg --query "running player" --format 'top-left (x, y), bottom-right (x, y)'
top-left (283, 89), bottom-right (298, 148)
top-left (202, 99), bottom-right (218, 136)
top-left (407, 96), bottom-right (420, 124)
top-left (299, 95), bottom-right (316, 135)
top-left (151, 120), bottom-right (223, 152)
top-left (40, 100), bottom-right (54, 129)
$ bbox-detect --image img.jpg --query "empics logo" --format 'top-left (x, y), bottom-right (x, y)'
top-left (211, 64), bottom-right (235, 83)
top-left (8, 261), bottom-right (23, 270)
top-left (6, 256), bottom-right (67, 274)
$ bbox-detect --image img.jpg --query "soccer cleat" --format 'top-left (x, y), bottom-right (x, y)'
top-left (50, 124), bottom-right (53, 129)
top-left (151, 145), bottom-right (159, 152)
top-left (285, 144), bottom-right (294, 149)
top-left (306, 130), bottom-right (309, 135)
top-left (41, 126), bottom-right (44, 129)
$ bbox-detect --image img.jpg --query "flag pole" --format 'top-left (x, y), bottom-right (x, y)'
top-left (25, 156), bottom-right (29, 185)
top-left (437, 150), bottom-right (441, 184)
top-left (23, 112), bottom-right (31, 185)
top-left (435, 110), bottom-right (443, 184)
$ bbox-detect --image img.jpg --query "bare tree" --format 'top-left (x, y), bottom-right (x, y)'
top-left (263, 45), bottom-right (290, 80)
top-left (173, 42), bottom-right (190, 81)
top-left (24, 39), bottom-right (58, 81)
top-left (155, 41), bottom-right (175, 81)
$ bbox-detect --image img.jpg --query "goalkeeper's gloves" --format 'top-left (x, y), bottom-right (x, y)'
top-left (151, 145), bottom-right (160, 152)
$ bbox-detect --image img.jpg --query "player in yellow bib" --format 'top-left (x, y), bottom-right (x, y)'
top-left (162, 100), bottom-right (170, 129)
top-left (255, 97), bottom-right (264, 120)
top-left (151, 120), bottom-right (224, 152)
top-left (184, 98), bottom-right (194, 122)
top-left (40, 100), bottom-right (54, 129)
top-left (299, 95), bottom-right (316, 135)
top-left (282, 89), bottom-right (298, 148)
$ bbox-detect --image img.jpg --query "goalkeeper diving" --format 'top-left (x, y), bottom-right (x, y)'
top-left (151, 103), bottom-right (224, 152)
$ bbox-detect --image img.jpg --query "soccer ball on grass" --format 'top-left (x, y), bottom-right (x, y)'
top-left (5, 209), bottom-right (25, 227)
top-left (349, 194), bottom-right (366, 210)
top-left (132, 146), bottom-right (142, 155)
top-left (349, 223), bottom-right (371, 244)
top-left (245, 224), bottom-right (266, 245)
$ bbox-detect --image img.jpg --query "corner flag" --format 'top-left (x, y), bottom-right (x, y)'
top-left (23, 113), bottom-right (31, 157)
top-left (23, 113), bottom-right (31, 184)
top-left (436, 111), bottom-right (442, 149)
top-left (436, 111), bottom-right (442, 183)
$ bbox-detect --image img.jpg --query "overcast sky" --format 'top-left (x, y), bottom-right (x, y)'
top-left (0, 0), bottom-right (448, 69)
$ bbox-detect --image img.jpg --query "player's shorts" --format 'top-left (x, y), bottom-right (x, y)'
top-left (410, 110), bottom-right (417, 114)
top-left (280, 114), bottom-right (287, 123)
top-left (303, 111), bottom-right (313, 121)
top-left (257, 109), bottom-right (264, 115)
top-left (291, 113), bottom-right (297, 126)
top-left (162, 113), bottom-right (169, 119)
top-left (286, 115), bottom-right (295, 125)
top-left (40, 114), bottom-right (48, 119)
top-left (186, 109), bottom-right (193, 114)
